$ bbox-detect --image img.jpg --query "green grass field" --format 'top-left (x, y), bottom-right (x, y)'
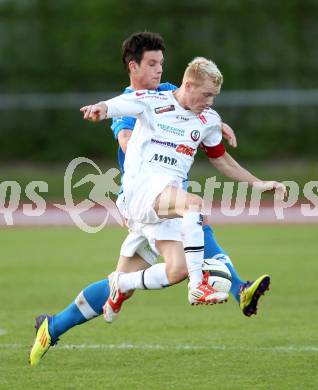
top-left (1, 225), bottom-right (317, 389)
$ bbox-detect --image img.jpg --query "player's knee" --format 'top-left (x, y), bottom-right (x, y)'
top-left (185, 193), bottom-right (202, 212)
top-left (202, 215), bottom-right (209, 225)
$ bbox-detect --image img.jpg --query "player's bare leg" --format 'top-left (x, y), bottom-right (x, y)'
top-left (114, 253), bottom-right (151, 304)
top-left (103, 239), bottom-right (191, 324)
top-left (155, 186), bottom-right (228, 304)
top-left (154, 186), bottom-right (204, 289)
top-left (103, 253), bottom-right (150, 322)
top-left (154, 185), bottom-right (202, 218)
top-left (103, 241), bottom-right (189, 323)
top-left (155, 186), bottom-right (204, 287)
top-left (155, 240), bottom-right (188, 284)
top-left (116, 255), bottom-right (150, 273)
top-left (104, 237), bottom-right (193, 324)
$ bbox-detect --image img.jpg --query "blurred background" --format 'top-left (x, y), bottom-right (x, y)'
top-left (1, 0), bottom-right (317, 200)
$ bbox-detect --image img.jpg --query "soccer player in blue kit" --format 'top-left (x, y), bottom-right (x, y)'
top-left (29, 32), bottom-right (271, 365)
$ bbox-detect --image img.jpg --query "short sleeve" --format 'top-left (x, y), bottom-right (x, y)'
top-left (201, 120), bottom-right (225, 158)
top-left (202, 122), bottom-right (222, 146)
top-left (111, 116), bottom-right (136, 140)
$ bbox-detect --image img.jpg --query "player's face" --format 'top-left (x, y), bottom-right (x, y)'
top-left (186, 79), bottom-right (220, 114)
top-left (130, 50), bottom-right (164, 90)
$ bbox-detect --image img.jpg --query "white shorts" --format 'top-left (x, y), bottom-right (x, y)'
top-left (116, 191), bottom-right (128, 219)
top-left (120, 218), bottom-right (183, 265)
top-left (122, 172), bottom-right (181, 226)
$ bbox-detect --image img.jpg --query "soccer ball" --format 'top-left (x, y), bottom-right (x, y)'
top-left (202, 258), bottom-right (232, 293)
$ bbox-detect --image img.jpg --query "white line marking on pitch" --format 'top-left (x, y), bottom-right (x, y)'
top-left (0, 343), bottom-right (317, 353)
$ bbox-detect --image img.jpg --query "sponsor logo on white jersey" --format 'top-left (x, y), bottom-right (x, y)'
top-left (135, 90), bottom-right (168, 100)
top-left (151, 138), bottom-right (177, 148)
top-left (190, 130), bottom-right (200, 141)
top-left (176, 144), bottom-right (195, 156)
top-left (155, 105), bottom-right (175, 114)
top-left (149, 154), bottom-right (178, 166)
top-left (157, 123), bottom-right (185, 137)
top-left (151, 138), bottom-right (195, 157)
top-left (176, 115), bottom-right (189, 121)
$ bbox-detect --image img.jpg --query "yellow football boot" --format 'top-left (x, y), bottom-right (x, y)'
top-left (239, 275), bottom-right (270, 316)
top-left (29, 315), bottom-right (55, 366)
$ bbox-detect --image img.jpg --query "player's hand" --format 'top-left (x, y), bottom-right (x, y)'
top-left (253, 181), bottom-right (287, 200)
top-left (221, 122), bottom-right (237, 148)
top-left (80, 102), bottom-right (107, 121)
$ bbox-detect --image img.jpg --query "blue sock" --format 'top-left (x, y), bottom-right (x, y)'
top-left (224, 262), bottom-right (244, 303)
top-left (49, 279), bottom-right (109, 342)
top-left (203, 224), bottom-right (245, 303)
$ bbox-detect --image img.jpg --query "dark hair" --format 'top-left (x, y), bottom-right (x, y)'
top-left (122, 31), bottom-right (165, 72)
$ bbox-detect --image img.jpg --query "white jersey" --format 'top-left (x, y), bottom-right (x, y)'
top-left (105, 90), bottom-right (223, 184)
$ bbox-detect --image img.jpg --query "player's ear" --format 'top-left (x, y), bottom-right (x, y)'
top-left (184, 80), bottom-right (193, 92)
top-left (128, 60), bottom-right (137, 73)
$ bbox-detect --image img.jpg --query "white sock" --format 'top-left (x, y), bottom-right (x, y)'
top-left (182, 212), bottom-right (204, 289)
top-left (118, 263), bottom-right (170, 292)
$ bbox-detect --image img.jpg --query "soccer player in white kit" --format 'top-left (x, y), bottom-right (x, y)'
top-left (81, 57), bottom-right (286, 322)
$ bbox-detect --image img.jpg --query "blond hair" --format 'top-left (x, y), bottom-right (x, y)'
top-left (183, 57), bottom-right (223, 87)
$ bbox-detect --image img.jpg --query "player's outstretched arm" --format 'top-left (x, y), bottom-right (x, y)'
top-left (118, 129), bottom-right (133, 153)
top-left (221, 122), bottom-right (237, 148)
top-left (80, 102), bottom-right (108, 121)
top-left (209, 152), bottom-right (287, 199)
